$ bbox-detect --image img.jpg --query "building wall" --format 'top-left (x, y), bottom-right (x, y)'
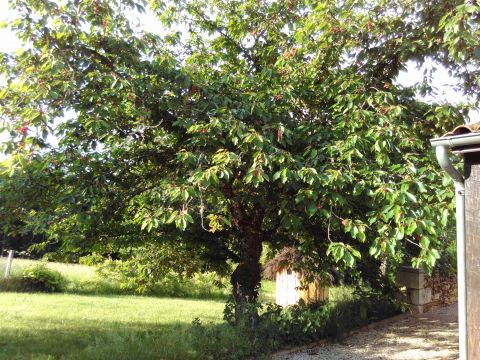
top-left (464, 152), bottom-right (480, 359)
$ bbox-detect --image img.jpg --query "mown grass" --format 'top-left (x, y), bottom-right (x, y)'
top-left (0, 258), bottom-right (278, 359)
top-left (0, 292), bottom-right (228, 360)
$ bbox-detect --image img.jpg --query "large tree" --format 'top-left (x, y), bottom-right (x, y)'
top-left (1, 0), bottom-right (478, 315)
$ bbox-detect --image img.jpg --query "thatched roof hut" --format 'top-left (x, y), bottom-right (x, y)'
top-left (263, 247), bottom-right (304, 280)
top-left (263, 247), bottom-right (330, 307)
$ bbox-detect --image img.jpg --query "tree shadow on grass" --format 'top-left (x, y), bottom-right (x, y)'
top-left (0, 318), bottom-right (239, 360)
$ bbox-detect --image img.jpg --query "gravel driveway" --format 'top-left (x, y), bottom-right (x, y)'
top-left (272, 304), bottom-right (458, 360)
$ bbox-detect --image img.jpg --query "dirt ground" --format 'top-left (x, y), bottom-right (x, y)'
top-left (272, 304), bottom-right (459, 360)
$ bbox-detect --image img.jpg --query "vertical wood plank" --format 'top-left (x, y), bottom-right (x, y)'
top-left (464, 152), bottom-right (480, 359)
top-left (276, 271), bottom-right (286, 307)
top-left (276, 270), bottom-right (330, 306)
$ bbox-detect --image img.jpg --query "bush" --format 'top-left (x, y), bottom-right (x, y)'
top-left (91, 243), bottom-right (231, 296)
top-left (155, 272), bottom-right (230, 299)
top-left (254, 296), bottom-right (401, 347)
top-left (205, 290), bottom-right (404, 359)
top-left (78, 252), bottom-right (105, 266)
top-left (95, 258), bottom-right (230, 298)
top-left (21, 263), bottom-right (66, 292)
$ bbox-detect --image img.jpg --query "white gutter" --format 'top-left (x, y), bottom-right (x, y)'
top-left (431, 132), bottom-right (480, 148)
top-left (430, 132), bottom-right (480, 360)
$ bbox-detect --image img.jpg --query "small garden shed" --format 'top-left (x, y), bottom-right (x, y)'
top-left (264, 247), bottom-right (329, 307)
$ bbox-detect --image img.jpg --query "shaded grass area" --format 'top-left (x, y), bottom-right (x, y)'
top-left (258, 277), bottom-right (276, 303)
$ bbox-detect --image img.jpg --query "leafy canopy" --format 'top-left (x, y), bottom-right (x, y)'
top-left (0, 0), bottom-right (478, 280)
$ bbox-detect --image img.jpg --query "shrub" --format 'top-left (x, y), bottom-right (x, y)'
top-left (21, 263), bottom-right (66, 292)
top-left (92, 243), bottom-right (231, 296)
top-left (189, 318), bottom-right (278, 360)
top-left (78, 253), bottom-right (105, 266)
top-left (211, 290), bottom-right (404, 359)
top-left (95, 258), bottom-right (230, 298)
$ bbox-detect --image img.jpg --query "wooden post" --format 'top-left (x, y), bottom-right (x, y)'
top-left (4, 250), bottom-right (14, 279)
top-left (464, 152), bottom-right (480, 359)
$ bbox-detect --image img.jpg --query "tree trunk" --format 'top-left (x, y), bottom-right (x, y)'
top-left (230, 233), bottom-right (262, 324)
top-left (225, 195), bottom-right (265, 324)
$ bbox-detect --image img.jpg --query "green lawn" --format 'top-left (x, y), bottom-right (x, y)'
top-left (0, 292), bottom-right (228, 360)
top-left (0, 259), bottom-right (279, 359)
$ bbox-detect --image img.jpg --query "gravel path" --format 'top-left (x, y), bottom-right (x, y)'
top-left (272, 304), bottom-right (459, 360)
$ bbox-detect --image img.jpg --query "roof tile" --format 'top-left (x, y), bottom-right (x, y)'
top-left (444, 122), bottom-right (480, 137)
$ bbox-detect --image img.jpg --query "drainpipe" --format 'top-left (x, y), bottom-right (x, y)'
top-left (434, 145), bottom-right (467, 360)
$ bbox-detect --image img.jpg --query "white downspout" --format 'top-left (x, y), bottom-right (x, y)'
top-left (435, 145), bottom-right (467, 360)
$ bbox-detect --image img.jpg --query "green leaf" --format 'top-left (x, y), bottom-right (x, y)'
top-left (369, 245), bottom-right (379, 256)
top-left (440, 208), bottom-right (449, 227)
top-left (349, 247), bottom-right (361, 259)
top-left (343, 251), bottom-right (355, 267)
top-left (141, 219), bottom-right (149, 231)
top-left (166, 213), bottom-right (176, 224)
top-left (396, 227), bottom-right (405, 240)
top-left (420, 236), bottom-right (430, 249)
top-left (404, 192), bottom-right (417, 203)
top-left (307, 203), bottom-right (316, 217)
top-left (386, 241), bottom-right (396, 256)
top-left (406, 221), bottom-right (417, 235)
top-left (357, 231), bottom-right (366, 243)
top-left (430, 249), bottom-right (440, 259)
top-left (416, 181), bottom-right (428, 193)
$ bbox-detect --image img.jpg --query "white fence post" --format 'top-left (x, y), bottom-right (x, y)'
top-left (4, 250), bottom-right (14, 279)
